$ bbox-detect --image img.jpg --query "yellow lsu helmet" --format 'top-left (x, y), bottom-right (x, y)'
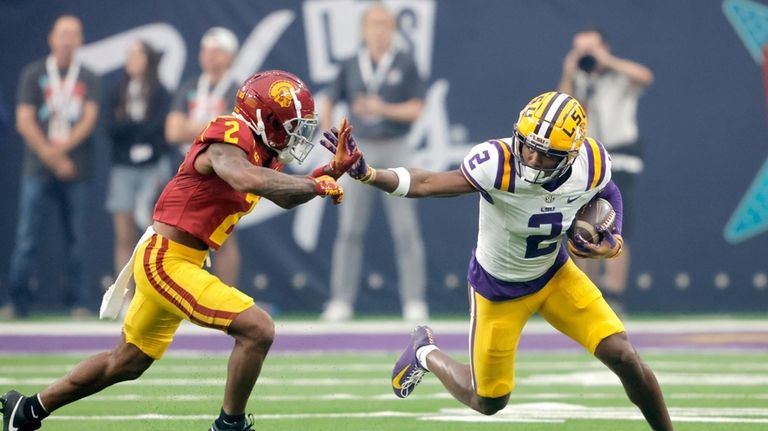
top-left (513, 91), bottom-right (587, 184)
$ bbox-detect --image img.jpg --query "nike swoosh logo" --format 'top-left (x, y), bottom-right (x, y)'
top-left (567, 196), bottom-right (580, 203)
top-left (9, 397), bottom-right (23, 431)
top-left (30, 405), bottom-right (38, 419)
top-left (392, 366), bottom-right (410, 389)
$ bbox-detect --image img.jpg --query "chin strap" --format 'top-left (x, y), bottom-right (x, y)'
top-left (254, 109), bottom-right (271, 148)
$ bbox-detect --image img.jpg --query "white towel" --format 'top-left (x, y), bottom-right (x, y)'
top-left (99, 226), bottom-right (156, 320)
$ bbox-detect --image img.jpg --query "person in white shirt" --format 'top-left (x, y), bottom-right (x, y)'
top-left (558, 27), bottom-right (654, 314)
top-left (166, 27), bottom-right (242, 287)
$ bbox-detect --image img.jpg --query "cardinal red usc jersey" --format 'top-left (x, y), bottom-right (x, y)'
top-left (153, 115), bottom-right (283, 249)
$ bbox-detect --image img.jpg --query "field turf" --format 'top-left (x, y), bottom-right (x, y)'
top-left (2, 349), bottom-right (767, 430)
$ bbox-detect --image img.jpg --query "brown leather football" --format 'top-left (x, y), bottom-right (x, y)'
top-left (568, 198), bottom-right (616, 244)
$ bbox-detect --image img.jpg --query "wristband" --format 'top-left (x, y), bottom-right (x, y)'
top-left (388, 167), bottom-right (411, 197)
top-left (360, 167), bottom-right (377, 184)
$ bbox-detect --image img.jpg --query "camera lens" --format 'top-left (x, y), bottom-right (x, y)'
top-left (577, 55), bottom-right (597, 73)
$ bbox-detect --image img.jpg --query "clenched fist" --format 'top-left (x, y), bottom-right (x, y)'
top-left (312, 175), bottom-right (345, 205)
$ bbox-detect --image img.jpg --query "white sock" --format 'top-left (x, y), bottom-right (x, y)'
top-left (416, 345), bottom-right (439, 371)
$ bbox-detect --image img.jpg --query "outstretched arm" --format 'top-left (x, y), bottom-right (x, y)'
top-left (198, 143), bottom-right (343, 209)
top-left (318, 127), bottom-right (476, 198)
top-left (366, 167), bottom-right (476, 198)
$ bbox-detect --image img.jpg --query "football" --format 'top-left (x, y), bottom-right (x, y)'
top-left (568, 198), bottom-right (616, 244)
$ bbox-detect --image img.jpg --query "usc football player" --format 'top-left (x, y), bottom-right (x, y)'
top-left (1, 70), bottom-right (360, 431)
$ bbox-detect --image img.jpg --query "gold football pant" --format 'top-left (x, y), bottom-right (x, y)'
top-left (123, 234), bottom-right (254, 359)
top-left (469, 258), bottom-right (625, 398)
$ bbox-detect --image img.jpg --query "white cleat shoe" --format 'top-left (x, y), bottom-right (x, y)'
top-left (402, 300), bottom-right (429, 323)
top-left (320, 300), bottom-right (353, 322)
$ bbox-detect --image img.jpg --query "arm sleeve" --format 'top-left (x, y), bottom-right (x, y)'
top-left (326, 62), bottom-right (346, 103)
top-left (16, 63), bottom-right (39, 106)
top-left (596, 180), bottom-right (623, 234)
top-left (84, 70), bottom-right (102, 103)
top-left (169, 80), bottom-right (191, 114)
top-left (199, 116), bottom-right (256, 156)
top-left (459, 141), bottom-right (504, 194)
top-left (402, 54), bottom-right (427, 100)
top-left (142, 85), bottom-right (172, 138)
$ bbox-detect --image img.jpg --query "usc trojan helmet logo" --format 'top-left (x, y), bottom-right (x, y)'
top-left (233, 71), bottom-right (317, 164)
top-left (269, 80), bottom-right (296, 108)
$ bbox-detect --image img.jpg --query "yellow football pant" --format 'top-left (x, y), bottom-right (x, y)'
top-left (469, 258), bottom-right (625, 398)
top-left (123, 234), bottom-right (254, 359)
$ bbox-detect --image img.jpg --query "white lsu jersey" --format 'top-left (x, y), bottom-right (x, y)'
top-left (460, 137), bottom-right (612, 282)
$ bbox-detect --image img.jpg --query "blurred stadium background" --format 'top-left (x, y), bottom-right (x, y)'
top-left (0, 1), bottom-right (766, 429)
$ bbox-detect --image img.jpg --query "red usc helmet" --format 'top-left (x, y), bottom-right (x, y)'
top-left (233, 70), bottom-right (317, 163)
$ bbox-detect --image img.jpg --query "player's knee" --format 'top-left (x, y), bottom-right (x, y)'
top-left (111, 347), bottom-right (153, 381)
top-left (234, 308), bottom-right (275, 350)
top-left (597, 336), bottom-right (642, 375)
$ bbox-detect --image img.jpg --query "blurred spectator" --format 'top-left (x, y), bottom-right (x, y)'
top-left (319, 4), bottom-right (427, 322)
top-left (558, 27), bottom-right (654, 313)
top-left (165, 27), bottom-right (241, 286)
top-left (2, 15), bottom-right (101, 318)
top-left (106, 40), bottom-right (172, 292)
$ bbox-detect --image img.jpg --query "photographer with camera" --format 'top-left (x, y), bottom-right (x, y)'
top-left (558, 27), bottom-right (654, 315)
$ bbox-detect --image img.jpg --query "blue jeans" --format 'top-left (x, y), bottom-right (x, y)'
top-left (7, 175), bottom-right (89, 313)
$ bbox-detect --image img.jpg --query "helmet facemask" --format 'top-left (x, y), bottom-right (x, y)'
top-left (280, 115), bottom-right (318, 164)
top-left (513, 126), bottom-right (578, 184)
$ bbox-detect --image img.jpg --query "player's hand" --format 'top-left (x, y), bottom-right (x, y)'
top-left (318, 127), bottom-right (373, 182)
top-left (311, 174), bottom-right (345, 205)
top-left (567, 229), bottom-right (623, 259)
top-left (311, 119), bottom-right (362, 179)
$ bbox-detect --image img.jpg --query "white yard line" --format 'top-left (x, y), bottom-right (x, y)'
top-left (4, 371), bottom-right (768, 387)
top-left (1, 318), bottom-right (767, 335)
top-left (43, 404), bottom-right (768, 425)
top-left (78, 392), bottom-right (768, 403)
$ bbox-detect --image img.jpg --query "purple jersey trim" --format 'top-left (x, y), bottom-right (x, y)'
top-left (468, 283), bottom-right (478, 392)
top-left (492, 140), bottom-right (505, 190)
top-left (596, 140), bottom-right (607, 187)
top-left (467, 246), bottom-right (569, 301)
top-left (508, 153), bottom-right (516, 193)
top-left (586, 142), bottom-right (595, 192)
top-left (460, 162), bottom-right (494, 204)
top-left (585, 139), bottom-right (608, 191)
top-left (596, 180), bottom-right (624, 234)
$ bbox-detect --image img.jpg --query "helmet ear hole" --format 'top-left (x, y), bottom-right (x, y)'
top-left (270, 115), bottom-right (282, 132)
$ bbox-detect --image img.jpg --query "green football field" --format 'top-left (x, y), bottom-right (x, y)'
top-left (2, 350), bottom-right (767, 431)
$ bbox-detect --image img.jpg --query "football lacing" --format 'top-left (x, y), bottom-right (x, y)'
top-left (399, 367), bottom-right (426, 397)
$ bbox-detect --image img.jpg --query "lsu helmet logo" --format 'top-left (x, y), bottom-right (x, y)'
top-left (269, 80), bottom-right (296, 108)
top-left (513, 91), bottom-right (587, 184)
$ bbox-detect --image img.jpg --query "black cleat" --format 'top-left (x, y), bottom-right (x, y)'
top-left (209, 413), bottom-right (254, 431)
top-left (1, 390), bottom-right (41, 431)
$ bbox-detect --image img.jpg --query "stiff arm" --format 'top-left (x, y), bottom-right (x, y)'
top-left (367, 168), bottom-right (477, 198)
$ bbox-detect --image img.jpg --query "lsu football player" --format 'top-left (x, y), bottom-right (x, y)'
top-left (321, 91), bottom-right (673, 430)
top-left (0, 70), bottom-right (360, 431)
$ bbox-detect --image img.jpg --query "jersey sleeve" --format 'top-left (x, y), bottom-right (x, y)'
top-left (198, 116), bottom-right (256, 156)
top-left (582, 137), bottom-right (612, 192)
top-left (460, 139), bottom-right (517, 200)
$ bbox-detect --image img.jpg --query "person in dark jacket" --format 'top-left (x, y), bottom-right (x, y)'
top-left (106, 40), bottom-right (171, 289)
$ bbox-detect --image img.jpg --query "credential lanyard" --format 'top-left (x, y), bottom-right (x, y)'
top-left (357, 48), bottom-right (395, 95)
top-left (45, 55), bottom-right (81, 119)
top-left (193, 72), bottom-right (232, 122)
